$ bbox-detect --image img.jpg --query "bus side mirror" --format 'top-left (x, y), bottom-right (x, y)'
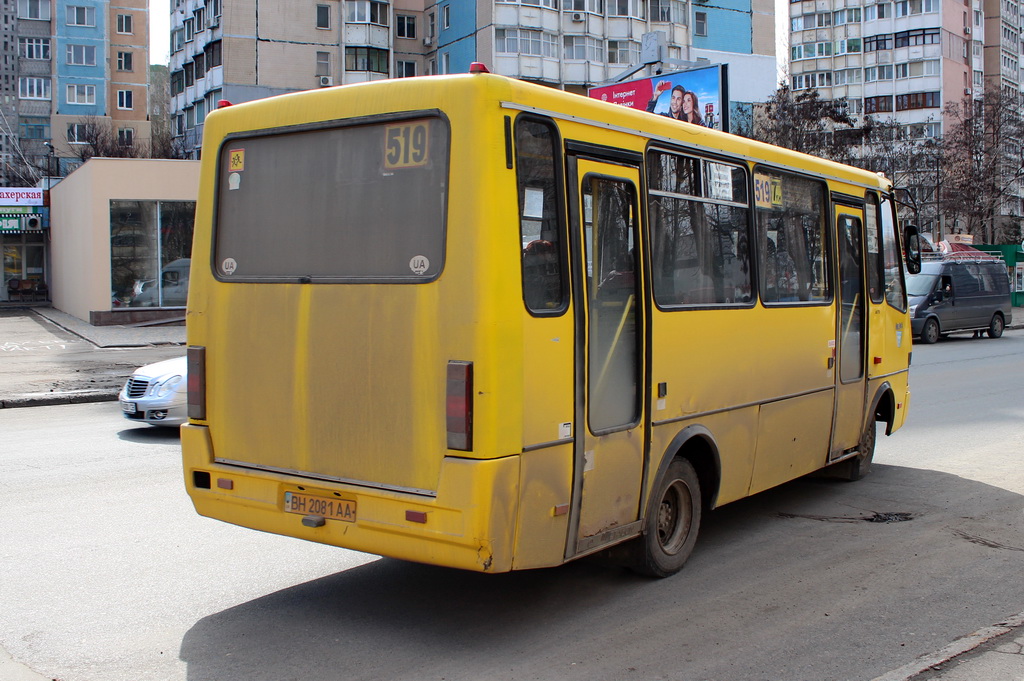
top-left (904, 225), bottom-right (922, 274)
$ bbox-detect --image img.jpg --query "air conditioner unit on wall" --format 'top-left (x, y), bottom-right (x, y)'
top-left (965, 87), bottom-right (973, 94)
top-left (423, 36), bottom-right (433, 46)
top-left (964, 26), bottom-right (971, 34)
top-left (319, 75), bottom-right (333, 87)
top-left (208, 14), bottom-right (219, 27)
top-left (572, 11), bottom-right (584, 21)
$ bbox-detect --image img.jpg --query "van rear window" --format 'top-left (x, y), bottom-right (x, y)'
top-left (214, 116), bottom-right (449, 282)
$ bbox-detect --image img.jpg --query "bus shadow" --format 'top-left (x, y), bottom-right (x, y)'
top-left (178, 464), bottom-right (1024, 681)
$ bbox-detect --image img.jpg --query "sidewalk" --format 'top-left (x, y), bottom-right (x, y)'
top-left (0, 306), bottom-right (184, 408)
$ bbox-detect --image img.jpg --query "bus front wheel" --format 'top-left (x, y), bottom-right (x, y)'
top-left (631, 458), bottom-right (702, 578)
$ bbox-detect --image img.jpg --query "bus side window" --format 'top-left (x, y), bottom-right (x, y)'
top-left (515, 117), bottom-right (566, 314)
top-left (753, 169), bottom-right (830, 305)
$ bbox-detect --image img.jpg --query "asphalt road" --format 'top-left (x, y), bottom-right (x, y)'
top-left (1, 329), bottom-right (1022, 681)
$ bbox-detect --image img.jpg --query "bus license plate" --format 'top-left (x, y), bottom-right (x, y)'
top-left (121, 401), bottom-right (136, 414)
top-left (283, 492), bottom-right (356, 523)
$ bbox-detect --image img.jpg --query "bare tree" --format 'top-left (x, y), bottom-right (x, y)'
top-left (70, 116), bottom-right (188, 163)
top-left (940, 90), bottom-right (1024, 243)
top-left (749, 85), bottom-right (858, 160)
top-left (850, 116), bottom-right (943, 232)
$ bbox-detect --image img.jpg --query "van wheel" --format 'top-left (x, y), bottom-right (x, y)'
top-left (920, 318), bottom-right (940, 344)
top-left (629, 458), bottom-right (702, 578)
top-left (987, 314), bottom-right (1004, 338)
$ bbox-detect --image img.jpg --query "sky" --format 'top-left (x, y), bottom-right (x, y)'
top-left (150, 0), bottom-right (170, 64)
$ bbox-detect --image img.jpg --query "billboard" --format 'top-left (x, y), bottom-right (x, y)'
top-left (588, 64), bottom-right (729, 132)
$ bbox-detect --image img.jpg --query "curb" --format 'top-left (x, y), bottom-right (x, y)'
top-left (871, 611), bottom-right (1024, 681)
top-left (0, 392), bottom-right (119, 409)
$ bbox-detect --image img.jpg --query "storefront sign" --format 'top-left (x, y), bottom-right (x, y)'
top-left (0, 188), bottom-right (44, 206)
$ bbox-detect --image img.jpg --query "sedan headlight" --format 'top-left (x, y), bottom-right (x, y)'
top-left (155, 375), bottom-right (184, 398)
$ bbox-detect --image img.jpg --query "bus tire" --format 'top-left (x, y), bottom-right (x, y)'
top-left (920, 318), bottom-right (940, 344)
top-left (988, 314), bottom-right (1004, 338)
top-left (843, 418), bottom-right (877, 482)
top-left (631, 458), bottom-right (701, 578)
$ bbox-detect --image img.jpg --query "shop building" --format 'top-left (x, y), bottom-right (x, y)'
top-left (1, 187), bottom-right (49, 302)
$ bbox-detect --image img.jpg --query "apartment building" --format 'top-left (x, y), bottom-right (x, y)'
top-left (168, 0), bottom-right (776, 157)
top-left (2, 0), bottom-right (151, 184)
top-left (789, 0), bottom-right (979, 129)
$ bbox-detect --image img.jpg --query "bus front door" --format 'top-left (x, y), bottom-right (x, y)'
top-left (567, 157), bottom-right (646, 556)
top-left (832, 208), bottom-right (868, 459)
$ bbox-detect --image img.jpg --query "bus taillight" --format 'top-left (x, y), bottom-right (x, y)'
top-left (446, 361), bottom-right (473, 451)
top-left (187, 345), bottom-right (207, 420)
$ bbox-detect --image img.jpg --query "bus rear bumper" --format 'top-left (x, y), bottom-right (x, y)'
top-left (180, 424), bottom-right (523, 573)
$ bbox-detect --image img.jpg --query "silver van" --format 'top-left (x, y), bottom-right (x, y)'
top-left (907, 257), bottom-right (1013, 343)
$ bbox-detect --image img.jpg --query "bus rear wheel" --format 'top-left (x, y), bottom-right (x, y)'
top-left (631, 458), bottom-right (702, 578)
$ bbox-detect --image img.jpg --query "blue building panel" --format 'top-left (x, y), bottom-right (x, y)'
top-left (55, 0), bottom-right (107, 117)
top-left (693, 5), bottom-right (753, 54)
top-left (436, 0), bottom-right (478, 74)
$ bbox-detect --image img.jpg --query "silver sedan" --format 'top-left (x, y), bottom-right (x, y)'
top-left (118, 356), bottom-right (187, 427)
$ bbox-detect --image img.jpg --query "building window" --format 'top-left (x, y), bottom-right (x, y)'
top-left (347, 1), bottom-right (389, 26)
top-left (194, 52), bottom-right (206, 78)
top-left (67, 84), bottom-right (96, 105)
top-left (66, 44), bottom-right (96, 66)
top-left (118, 90), bottom-right (133, 110)
top-left (19, 37), bottom-right (50, 60)
top-left (864, 34), bottom-right (894, 51)
top-left (496, 29), bottom-right (559, 57)
top-left (66, 5), bottom-right (95, 26)
top-left (607, 39), bottom-right (640, 63)
top-left (316, 51), bottom-right (331, 76)
top-left (695, 11), bottom-right (707, 36)
top-left (396, 14), bottom-right (416, 38)
top-left (895, 91), bottom-right (941, 110)
top-left (864, 64), bottom-right (894, 81)
top-left (205, 40), bottom-right (223, 67)
top-left (396, 60), bottom-right (417, 77)
top-left (443, 5), bottom-right (450, 28)
top-left (117, 13), bottom-right (133, 33)
top-left (17, 0), bottom-right (50, 20)
top-left (194, 7), bottom-right (205, 30)
top-left (569, 0), bottom-right (604, 11)
top-left (184, 62), bottom-right (195, 86)
top-left (651, 0), bottom-right (685, 22)
top-left (610, 0), bottom-right (645, 17)
top-left (316, 4), bottom-right (330, 28)
top-left (110, 201), bottom-right (196, 309)
top-left (117, 51), bottom-right (134, 72)
top-left (210, 0), bottom-right (222, 17)
top-left (19, 77), bottom-right (51, 100)
top-left (172, 29), bottom-right (184, 53)
top-left (67, 123), bottom-right (91, 143)
top-left (184, 18), bottom-right (195, 41)
top-left (118, 128), bottom-right (134, 146)
top-left (894, 28), bottom-right (941, 47)
top-left (344, 46), bottom-right (389, 73)
top-left (20, 117), bottom-right (49, 139)
top-left (564, 35), bottom-right (602, 61)
top-left (864, 95), bottom-right (894, 113)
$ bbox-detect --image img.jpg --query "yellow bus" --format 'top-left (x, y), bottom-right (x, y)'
top-left (182, 69), bottom-right (921, 577)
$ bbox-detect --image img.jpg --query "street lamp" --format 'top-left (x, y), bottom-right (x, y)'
top-left (42, 141), bottom-right (54, 185)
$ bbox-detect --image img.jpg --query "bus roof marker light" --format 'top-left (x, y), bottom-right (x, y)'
top-left (469, 62), bottom-right (490, 74)
top-left (217, 99), bottom-right (233, 108)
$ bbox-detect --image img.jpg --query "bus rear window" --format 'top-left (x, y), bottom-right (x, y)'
top-left (214, 116), bottom-right (449, 282)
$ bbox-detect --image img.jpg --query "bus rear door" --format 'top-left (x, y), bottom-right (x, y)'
top-left (566, 153), bottom-right (646, 556)
top-left (832, 205), bottom-right (868, 459)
